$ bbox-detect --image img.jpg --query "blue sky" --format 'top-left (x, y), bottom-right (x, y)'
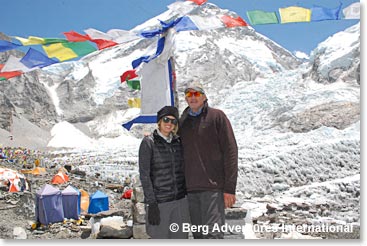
top-left (1, 0), bottom-right (360, 54)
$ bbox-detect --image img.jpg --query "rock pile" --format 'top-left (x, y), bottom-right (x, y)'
top-left (0, 151), bottom-right (136, 239)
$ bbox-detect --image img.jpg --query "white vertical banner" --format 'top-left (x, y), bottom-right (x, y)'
top-left (139, 58), bottom-right (172, 116)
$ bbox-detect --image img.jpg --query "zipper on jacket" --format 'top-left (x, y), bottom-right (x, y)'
top-left (168, 143), bottom-right (178, 200)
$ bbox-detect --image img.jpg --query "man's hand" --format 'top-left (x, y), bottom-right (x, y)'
top-left (224, 193), bottom-right (236, 208)
top-left (148, 203), bottom-right (160, 225)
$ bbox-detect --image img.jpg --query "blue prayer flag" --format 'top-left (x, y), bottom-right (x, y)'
top-left (20, 48), bottom-right (57, 68)
top-left (311, 4), bottom-right (342, 22)
top-left (0, 40), bottom-right (21, 52)
top-left (174, 16), bottom-right (200, 32)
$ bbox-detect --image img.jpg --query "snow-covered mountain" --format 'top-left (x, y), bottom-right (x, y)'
top-left (0, 2), bottom-right (302, 145)
top-left (0, 1), bottom-right (360, 228)
top-left (306, 23), bottom-right (360, 84)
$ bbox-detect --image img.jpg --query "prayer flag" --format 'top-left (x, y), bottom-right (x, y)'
top-left (187, 0), bottom-right (207, 5)
top-left (14, 36), bottom-right (67, 45)
top-left (128, 98), bottom-right (141, 108)
top-left (311, 4), bottom-right (342, 21)
top-left (0, 64), bottom-right (22, 80)
top-left (0, 40), bottom-right (21, 52)
top-left (279, 6), bottom-right (311, 23)
top-left (126, 80), bottom-right (141, 90)
top-left (84, 28), bottom-right (111, 40)
top-left (106, 29), bottom-right (140, 43)
top-left (343, 2), bottom-right (360, 19)
top-left (246, 10), bottom-right (278, 25)
top-left (90, 39), bottom-right (118, 50)
top-left (0, 70), bottom-right (23, 80)
top-left (174, 15), bottom-right (225, 31)
top-left (174, 16), bottom-right (200, 32)
top-left (20, 48), bottom-right (57, 68)
top-left (63, 31), bottom-right (91, 42)
top-left (120, 69), bottom-right (138, 82)
top-left (221, 15), bottom-right (248, 27)
top-left (191, 15), bottom-right (225, 30)
top-left (85, 28), bottom-right (138, 44)
top-left (0, 55), bottom-right (34, 73)
top-left (43, 41), bottom-right (96, 61)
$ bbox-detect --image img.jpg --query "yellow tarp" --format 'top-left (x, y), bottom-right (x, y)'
top-left (20, 167), bottom-right (47, 175)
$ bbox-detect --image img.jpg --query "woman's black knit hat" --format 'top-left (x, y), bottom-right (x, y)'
top-left (157, 106), bottom-right (179, 122)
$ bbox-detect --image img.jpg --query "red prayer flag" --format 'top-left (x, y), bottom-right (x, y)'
top-left (0, 64), bottom-right (23, 80)
top-left (63, 31), bottom-right (91, 42)
top-left (187, 0), bottom-right (207, 5)
top-left (221, 15), bottom-right (248, 27)
top-left (90, 39), bottom-right (118, 50)
top-left (0, 70), bottom-right (23, 80)
top-left (120, 69), bottom-right (138, 82)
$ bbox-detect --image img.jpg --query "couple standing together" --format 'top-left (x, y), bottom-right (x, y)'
top-left (139, 81), bottom-right (238, 239)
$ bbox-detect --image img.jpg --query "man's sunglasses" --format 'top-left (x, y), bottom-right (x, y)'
top-left (185, 91), bottom-right (202, 98)
top-left (162, 116), bottom-right (178, 125)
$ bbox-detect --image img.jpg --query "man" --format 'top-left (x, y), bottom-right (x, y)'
top-left (178, 81), bottom-right (238, 239)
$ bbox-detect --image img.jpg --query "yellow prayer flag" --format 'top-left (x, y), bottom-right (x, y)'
top-left (128, 98), bottom-right (141, 108)
top-left (14, 36), bottom-right (45, 45)
top-left (14, 36), bottom-right (67, 46)
top-left (279, 6), bottom-right (311, 23)
top-left (28, 36), bottom-right (47, 44)
top-left (43, 43), bottom-right (78, 61)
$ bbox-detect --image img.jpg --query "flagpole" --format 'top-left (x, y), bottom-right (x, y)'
top-left (9, 110), bottom-right (13, 141)
top-left (169, 56), bottom-right (179, 111)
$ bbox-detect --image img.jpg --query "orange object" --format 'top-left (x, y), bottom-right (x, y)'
top-left (51, 172), bottom-right (69, 184)
top-left (79, 189), bottom-right (90, 214)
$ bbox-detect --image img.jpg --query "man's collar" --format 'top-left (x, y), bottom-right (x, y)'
top-left (188, 106), bottom-right (203, 116)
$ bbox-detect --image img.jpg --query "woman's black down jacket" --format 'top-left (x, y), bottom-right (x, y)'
top-left (138, 130), bottom-right (186, 204)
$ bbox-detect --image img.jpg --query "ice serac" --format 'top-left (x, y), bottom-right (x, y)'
top-left (223, 21), bottom-right (360, 199)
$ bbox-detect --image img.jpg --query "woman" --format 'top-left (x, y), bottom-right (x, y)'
top-left (138, 106), bottom-right (190, 239)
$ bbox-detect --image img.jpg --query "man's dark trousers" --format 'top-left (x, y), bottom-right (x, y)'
top-left (187, 191), bottom-right (225, 239)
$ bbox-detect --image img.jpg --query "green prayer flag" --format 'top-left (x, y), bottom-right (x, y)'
top-left (127, 80), bottom-right (141, 90)
top-left (246, 10), bottom-right (279, 25)
top-left (62, 41), bottom-right (97, 57)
